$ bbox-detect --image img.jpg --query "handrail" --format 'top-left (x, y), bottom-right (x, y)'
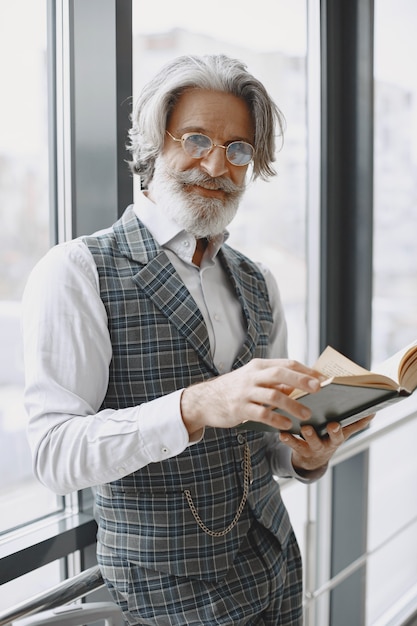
top-left (305, 510), bottom-right (417, 602)
top-left (0, 566), bottom-right (104, 626)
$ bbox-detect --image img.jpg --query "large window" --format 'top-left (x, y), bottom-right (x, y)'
top-left (0, 0), bottom-right (62, 535)
top-left (132, 0), bottom-right (310, 361)
top-left (367, 1), bottom-right (417, 623)
top-left (0, 0), bottom-right (65, 611)
top-left (372, 0), bottom-right (417, 363)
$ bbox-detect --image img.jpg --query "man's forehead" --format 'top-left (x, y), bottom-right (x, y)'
top-left (168, 88), bottom-right (254, 141)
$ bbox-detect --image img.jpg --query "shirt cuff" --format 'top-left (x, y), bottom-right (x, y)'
top-left (135, 389), bottom-right (203, 463)
top-left (292, 462), bottom-right (329, 483)
top-left (270, 437), bottom-right (327, 483)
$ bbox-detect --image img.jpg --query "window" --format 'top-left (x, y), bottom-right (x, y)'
top-left (132, 0), bottom-right (309, 361)
top-left (0, 0), bottom-right (63, 535)
top-left (372, 0), bottom-right (417, 362)
top-left (367, 1), bottom-right (417, 622)
top-left (0, 1), bottom-right (123, 611)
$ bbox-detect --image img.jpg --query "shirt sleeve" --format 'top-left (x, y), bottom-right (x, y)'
top-left (22, 240), bottom-right (193, 495)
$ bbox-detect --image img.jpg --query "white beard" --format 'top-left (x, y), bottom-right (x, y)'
top-left (149, 157), bottom-right (246, 238)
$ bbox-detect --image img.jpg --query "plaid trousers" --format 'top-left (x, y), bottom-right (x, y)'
top-left (98, 519), bottom-right (303, 626)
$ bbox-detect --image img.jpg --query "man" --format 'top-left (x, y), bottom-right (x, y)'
top-left (23, 54), bottom-right (372, 625)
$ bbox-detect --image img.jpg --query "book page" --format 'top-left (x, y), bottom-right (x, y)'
top-left (372, 340), bottom-right (417, 391)
top-left (289, 346), bottom-right (369, 399)
top-left (290, 346), bottom-right (398, 399)
top-left (313, 346), bottom-right (370, 378)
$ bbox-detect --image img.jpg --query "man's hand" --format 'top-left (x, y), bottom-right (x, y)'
top-left (280, 414), bottom-right (375, 477)
top-left (180, 358), bottom-right (325, 436)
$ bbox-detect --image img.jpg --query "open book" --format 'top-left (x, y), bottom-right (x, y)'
top-left (240, 339), bottom-right (417, 437)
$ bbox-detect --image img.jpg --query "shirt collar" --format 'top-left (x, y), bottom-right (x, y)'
top-left (133, 192), bottom-right (229, 262)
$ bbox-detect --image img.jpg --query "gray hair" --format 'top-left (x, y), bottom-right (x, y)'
top-left (127, 54), bottom-right (285, 189)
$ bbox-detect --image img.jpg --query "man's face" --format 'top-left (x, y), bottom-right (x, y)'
top-left (148, 89), bottom-right (254, 238)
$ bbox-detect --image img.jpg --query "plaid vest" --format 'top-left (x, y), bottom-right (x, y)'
top-left (84, 205), bottom-right (292, 582)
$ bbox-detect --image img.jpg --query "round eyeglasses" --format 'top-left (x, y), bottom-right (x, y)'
top-left (166, 131), bottom-right (254, 166)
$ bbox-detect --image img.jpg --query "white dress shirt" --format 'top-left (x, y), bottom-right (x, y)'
top-left (22, 193), bottom-right (299, 495)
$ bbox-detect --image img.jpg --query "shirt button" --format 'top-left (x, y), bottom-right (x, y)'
top-left (237, 434), bottom-right (246, 445)
top-left (183, 240), bottom-right (190, 247)
top-left (213, 313), bottom-right (220, 321)
top-left (161, 446), bottom-right (169, 455)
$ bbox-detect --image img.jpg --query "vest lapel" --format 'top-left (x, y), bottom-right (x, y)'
top-left (114, 206), bottom-right (214, 373)
top-left (133, 256), bottom-right (214, 371)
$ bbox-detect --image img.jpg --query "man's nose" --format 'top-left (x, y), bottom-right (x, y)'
top-left (199, 145), bottom-right (229, 178)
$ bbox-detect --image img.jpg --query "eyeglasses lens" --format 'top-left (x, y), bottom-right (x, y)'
top-left (226, 142), bottom-right (253, 166)
top-left (183, 134), bottom-right (212, 158)
top-left (183, 133), bottom-right (253, 166)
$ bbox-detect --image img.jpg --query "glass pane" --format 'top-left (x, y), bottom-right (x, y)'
top-left (372, 0), bottom-right (417, 364)
top-left (367, 412), bottom-right (417, 623)
top-left (0, 0), bottom-right (62, 532)
top-left (0, 559), bottom-right (62, 612)
top-left (132, 0), bottom-right (308, 361)
top-left (370, 5), bottom-right (417, 621)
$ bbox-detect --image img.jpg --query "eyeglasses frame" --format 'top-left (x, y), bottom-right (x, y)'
top-left (165, 130), bottom-right (254, 166)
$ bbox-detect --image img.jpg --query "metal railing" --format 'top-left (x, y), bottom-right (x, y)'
top-left (0, 566), bottom-right (104, 625)
top-left (303, 400), bottom-right (417, 626)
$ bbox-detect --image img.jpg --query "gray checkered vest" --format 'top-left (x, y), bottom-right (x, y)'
top-left (84, 205), bottom-right (292, 582)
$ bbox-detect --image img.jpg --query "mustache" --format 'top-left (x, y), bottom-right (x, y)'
top-left (171, 168), bottom-right (245, 195)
